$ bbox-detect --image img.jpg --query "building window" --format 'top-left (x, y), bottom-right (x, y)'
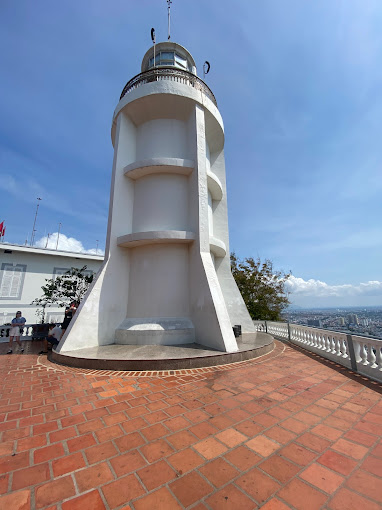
top-left (53, 267), bottom-right (70, 278)
top-left (53, 267), bottom-right (93, 278)
top-left (148, 51), bottom-right (191, 71)
top-left (46, 311), bottom-right (65, 323)
top-left (0, 263), bottom-right (27, 300)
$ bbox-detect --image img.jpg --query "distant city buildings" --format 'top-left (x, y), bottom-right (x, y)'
top-left (346, 313), bottom-right (359, 325)
top-left (284, 307), bottom-right (382, 340)
top-left (307, 319), bottom-right (322, 327)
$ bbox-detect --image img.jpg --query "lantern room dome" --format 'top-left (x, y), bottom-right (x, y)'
top-left (141, 41), bottom-right (197, 75)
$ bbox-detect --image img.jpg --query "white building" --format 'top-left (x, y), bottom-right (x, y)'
top-left (60, 40), bottom-right (255, 355)
top-left (0, 243), bottom-right (103, 325)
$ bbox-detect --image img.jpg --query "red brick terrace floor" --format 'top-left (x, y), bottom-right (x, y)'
top-left (0, 340), bottom-right (381, 510)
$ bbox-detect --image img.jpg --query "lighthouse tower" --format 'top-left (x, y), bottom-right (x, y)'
top-left (58, 39), bottom-right (255, 355)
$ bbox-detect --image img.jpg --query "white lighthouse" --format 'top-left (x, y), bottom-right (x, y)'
top-left (58, 39), bottom-right (255, 355)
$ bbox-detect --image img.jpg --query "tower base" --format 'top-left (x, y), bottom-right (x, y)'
top-left (115, 317), bottom-right (195, 345)
top-left (51, 332), bottom-right (274, 371)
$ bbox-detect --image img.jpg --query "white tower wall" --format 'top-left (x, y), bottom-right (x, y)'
top-left (58, 41), bottom-right (254, 354)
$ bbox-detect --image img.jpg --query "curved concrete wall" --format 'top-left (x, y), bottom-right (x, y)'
top-left (133, 174), bottom-right (189, 232)
top-left (137, 119), bottom-right (189, 160)
top-left (59, 57), bottom-right (255, 355)
top-left (127, 244), bottom-right (189, 318)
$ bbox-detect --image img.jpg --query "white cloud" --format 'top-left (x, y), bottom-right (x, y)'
top-left (35, 233), bottom-right (104, 256)
top-left (286, 275), bottom-right (382, 298)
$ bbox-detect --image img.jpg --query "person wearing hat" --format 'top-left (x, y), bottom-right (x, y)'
top-left (7, 311), bottom-right (26, 354)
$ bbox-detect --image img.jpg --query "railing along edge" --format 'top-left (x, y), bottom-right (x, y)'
top-left (252, 320), bottom-right (382, 384)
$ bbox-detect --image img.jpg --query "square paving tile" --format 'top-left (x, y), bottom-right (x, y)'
top-left (246, 435), bottom-right (280, 457)
top-left (193, 437), bottom-right (228, 459)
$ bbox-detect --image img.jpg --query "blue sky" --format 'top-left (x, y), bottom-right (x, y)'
top-left (1, 0), bottom-right (381, 307)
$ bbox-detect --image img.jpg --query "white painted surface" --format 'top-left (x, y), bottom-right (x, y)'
top-left (115, 317), bottom-right (195, 345)
top-left (124, 158), bottom-right (194, 179)
top-left (117, 230), bottom-right (195, 248)
top-left (0, 243), bottom-right (102, 325)
top-left (137, 119), bottom-right (189, 160)
top-left (127, 244), bottom-right (190, 318)
top-left (208, 191), bottom-right (213, 236)
top-left (207, 171), bottom-right (223, 201)
top-left (60, 41), bottom-right (255, 355)
top-left (132, 174), bottom-right (189, 232)
top-left (209, 237), bottom-right (227, 258)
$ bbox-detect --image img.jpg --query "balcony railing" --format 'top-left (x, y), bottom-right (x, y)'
top-left (254, 321), bottom-right (382, 383)
top-left (0, 323), bottom-right (51, 341)
top-left (120, 67), bottom-right (217, 106)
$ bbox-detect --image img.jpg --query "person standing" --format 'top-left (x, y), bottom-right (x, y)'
top-left (7, 311), bottom-right (26, 354)
top-left (61, 301), bottom-right (77, 335)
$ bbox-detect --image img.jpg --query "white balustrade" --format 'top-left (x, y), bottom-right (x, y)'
top-left (352, 335), bottom-right (382, 380)
top-left (257, 320), bottom-right (381, 383)
top-left (0, 323), bottom-right (51, 343)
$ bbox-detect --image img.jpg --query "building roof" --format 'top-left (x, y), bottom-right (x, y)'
top-left (1, 242), bottom-right (104, 261)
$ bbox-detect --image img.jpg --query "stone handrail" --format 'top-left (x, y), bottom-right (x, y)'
top-left (120, 67), bottom-right (217, 106)
top-left (0, 323), bottom-right (51, 341)
top-left (253, 320), bottom-right (382, 383)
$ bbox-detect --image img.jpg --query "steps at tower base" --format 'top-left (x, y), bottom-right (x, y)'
top-left (51, 332), bottom-right (274, 371)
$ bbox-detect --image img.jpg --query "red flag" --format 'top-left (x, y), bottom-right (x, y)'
top-left (1, 227), bottom-right (5, 237)
top-left (0, 222), bottom-right (3, 233)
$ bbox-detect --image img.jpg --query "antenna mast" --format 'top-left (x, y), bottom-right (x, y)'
top-left (30, 197), bottom-right (42, 246)
top-left (167, 0), bottom-right (172, 40)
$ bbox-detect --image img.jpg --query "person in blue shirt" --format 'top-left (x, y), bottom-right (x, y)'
top-left (7, 311), bottom-right (26, 354)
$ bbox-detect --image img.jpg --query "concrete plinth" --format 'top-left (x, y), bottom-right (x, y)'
top-left (115, 317), bottom-right (195, 345)
top-left (52, 332), bottom-right (274, 371)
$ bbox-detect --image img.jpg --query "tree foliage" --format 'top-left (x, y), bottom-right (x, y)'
top-left (231, 254), bottom-right (291, 321)
top-left (32, 266), bottom-right (93, 323)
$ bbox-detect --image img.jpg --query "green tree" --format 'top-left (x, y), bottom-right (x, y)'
top-left (32, 266), bottom-right (94, 323)
top-left (231, 254), bottom-right (291, 321)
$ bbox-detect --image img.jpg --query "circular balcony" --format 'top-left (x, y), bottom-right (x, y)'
top-left (120, 67), bottom-right (217, 107)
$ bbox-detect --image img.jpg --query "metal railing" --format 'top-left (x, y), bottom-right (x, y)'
top-left (120, 67), bottom-right (217, 106)
top-left (253, 320), bottom-right (382, 383)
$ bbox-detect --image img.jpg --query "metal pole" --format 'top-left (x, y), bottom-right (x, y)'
top-left (45, 233), bottom-right (50, 249)
top-left (30, 197), bottom-right (42, 246)
top-left (56, 222), bottom-right (61, 250)
top-left (167, 0), bottom-right (172, 40)
top-left (96, 240), bottom-right (99, 255)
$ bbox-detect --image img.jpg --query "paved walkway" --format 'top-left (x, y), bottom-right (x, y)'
top-left (0, 340), bottom-right (381, 509)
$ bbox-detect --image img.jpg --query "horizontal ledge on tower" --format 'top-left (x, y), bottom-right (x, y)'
top-left (117, 230), bottom-right (196, 248)
top-left (209, 236), bottom-right (227, 257)
top-left (124, 158), bottom-right (194, 179)
top-left (207, 171), bottom-right (223, 201)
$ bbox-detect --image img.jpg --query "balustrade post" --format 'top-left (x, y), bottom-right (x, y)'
top-left (287, 322), bottom-right (291, 342)
top-left (346, 334), bottom-right (358, 372)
